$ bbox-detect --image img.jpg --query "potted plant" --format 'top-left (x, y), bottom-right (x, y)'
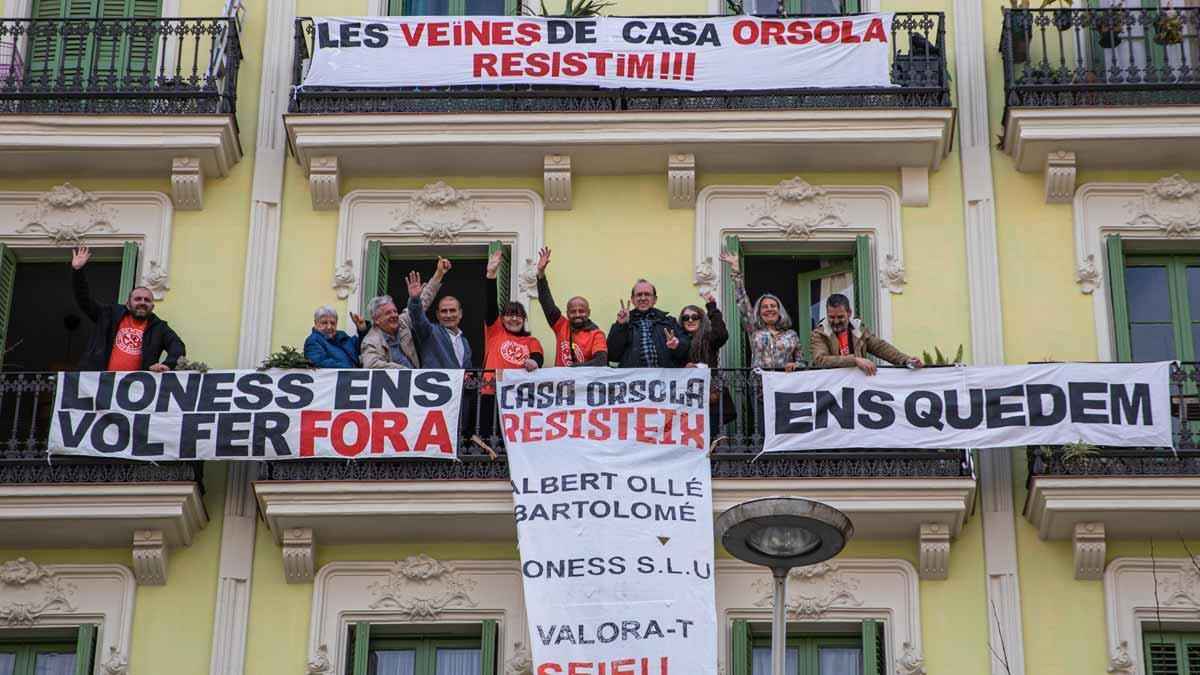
top-left (1040, 0), bottom-right (1075, 32)
top-left (1153, 10), bottom-right (1184, 46)
top-left (258, 346), bottom-right (315, 371)
top-left (1094, 7), bottom-right (1125, 49)
top-left (1003, 0), bottom-right (1034, 63)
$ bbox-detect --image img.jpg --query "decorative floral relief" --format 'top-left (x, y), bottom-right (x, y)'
top-left (100, 646), bottom-right (130, 675)
top-left (693, 257), bottom-right (718, 294)
top-left (896, 642), bottom-right (926, 675)
top-left (1106, 640), bottom-right (1134, 675)
top-left (306, 644), bottom-right (332, 675)
top-left (390, 181), bottom-right (489, 243)
top-left (332, 260), bottom-right (356, 300)
top-left (879, 254), bottom-right (907, 294)
top-left (747, 177), bottom-right (847, 239)
top-left (1126, 174), bottom-right (1200, 238)
top-left (16, 183), bottom-right (118, 245)
top-left (1157, 560), bottom-right (1200, 608)
top-left (517, 261), bottom-right (539, 301)
top-left (1076, 254), bottom-right (1101, 295)
top-left (751, 562), bottom-right (862, 619)
top-left (141, 260), bottom-right (169, 301)
top-left (368, 555), bottom-right (477, 620)
top-left (0, 558), bottom-right (77, 627)
top-left (505, 641), bottom-right (533, 675)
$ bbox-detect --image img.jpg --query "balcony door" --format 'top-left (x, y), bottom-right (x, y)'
top-left (1086, 0), bottom-right (1198, 84)
top-left (387, 0), bottom-right (517, 15)
top-left (1107, 239), bottom-right (1200, 363)
top-left (26, 0), bottom-right (163, 90)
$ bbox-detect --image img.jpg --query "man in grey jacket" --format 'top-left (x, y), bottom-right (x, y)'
top-left (405, 269), bottom-right (472, 370)
top-left (360, 257), bottom-right (449, 369)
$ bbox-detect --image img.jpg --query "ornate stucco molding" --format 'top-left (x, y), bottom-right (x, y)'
top-left (368, 555), bottom-right (478, 620)
top-left (747, 177), bottom-right (848, 239)
top-left (15, 183), bottom-right (117, 244)
top-left (1125, 174), bottom-right (1200, 238)
top-left (0, 558), bottom-right (76, 626)
top-left (752, 562), bottom-right (863, 619)
top-left (390, 181), bottom-right (490, 243)
top-left (1105, 557), bottom-right (1200, 675)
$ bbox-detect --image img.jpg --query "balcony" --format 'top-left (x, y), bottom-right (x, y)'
top-left (284, 14), bottom-right (954, 210)
top-left (999, 6), bottom-right (1200, 202)
top-left (1023, 361), bottom-right (1200, 579)
top-left (0, 16), bottom-right (245, 210)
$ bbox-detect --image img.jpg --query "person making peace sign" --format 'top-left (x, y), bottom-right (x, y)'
top-left (606, 278), bottom-right (691, 368)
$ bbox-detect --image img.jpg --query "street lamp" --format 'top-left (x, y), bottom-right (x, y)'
top-left (715, 497), bottom-right (854, 675)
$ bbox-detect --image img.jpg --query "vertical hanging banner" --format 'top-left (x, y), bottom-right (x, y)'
top-left (302, 15), bottom-right (898, 91)
top-left (498, 367), bottom-right (716, 675)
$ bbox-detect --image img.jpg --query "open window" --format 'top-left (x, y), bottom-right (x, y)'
top-left (730, 619), bottom-right (886, 675)
top-left (0, 624), bottom-right (98, 675)
top-left (1143, 630), bottom-right (1200, 675)
top-left (345, 621), bottom-right (498, 675)
top-left (386, 0), bottom-right (518, 15)
top-left (1105, 235), bottom-right (1200, 363)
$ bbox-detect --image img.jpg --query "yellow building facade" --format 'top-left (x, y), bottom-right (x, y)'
top-left (0, 0), bottom-right (1195, 675)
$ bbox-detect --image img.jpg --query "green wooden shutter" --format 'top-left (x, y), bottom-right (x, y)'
top-left (117, 241), bottom-right (139, 302)
top-left (1187, 638), bottom-right (1200, 675)
top-left (488, 241), bottom-right (510, 308)
top-left (853, 235), bottom-right (875, 330)
top-left (481, 619), bottom-right (498, 674)
top-left (731, 620), bottom-right (753, 675)
top-left (722, 234), bottom-right (745, 368)
top-left (27, 0), bottom-right (99, 87)
top-left (1106, 235), bottom-right (1132, 362)
top-left (0, 245), bottom-right (17, 368)
top-left (363, 240), bottom-right (390, 304)
top-left (107, 0), bottom-right (162, 87)
top-left (862, 620), bottom-right (884, 675)
top-left (73, 624), bottom-right (98, 675)
top-left (351, 622), bottom-right (371, 675)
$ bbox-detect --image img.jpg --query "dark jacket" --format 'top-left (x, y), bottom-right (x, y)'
top-left (73, 267), bottom-right (185, 371)
top-left (304, 327), bottom-right (365, 368)
top-left (607, 307), bottom-right (690, 368)
top-left (408, 296), bottom-right (473, 369)
top-left (690, 300), bottom-right (729, 369)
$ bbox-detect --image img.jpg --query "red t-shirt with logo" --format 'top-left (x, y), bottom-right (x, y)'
top-left (482, 319), bottom-right (543, 394)
top-left (837, 331), bottom-right (851, 356)
top-left (107, 314), bottom-right (148, 371)
top-left (551, 316), bottom-right (608, 367)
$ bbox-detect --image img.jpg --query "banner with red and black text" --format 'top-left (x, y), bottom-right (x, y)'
top-left (302, 15), bottom-right (897, 91)
top-left (498, 367), bottom-right (716, 675)
top-left (47, 369), bottom-right (462, 460)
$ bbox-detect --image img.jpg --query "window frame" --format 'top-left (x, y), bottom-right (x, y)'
top-left (1142, 630), bottom-right (1200, 675)
top-left (387, 0), bottom-right (519, 16)
top-left (1112, 249), bottom-right (1200, 362)
top-left (348, 620), bottom-right (497, 675)
top-left (750, 634), bottom-right (865, 675)
top-left (0, 623), bottom-right (97, 675)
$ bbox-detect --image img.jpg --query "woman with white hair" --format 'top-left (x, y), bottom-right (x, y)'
top-left (303, 306), bottom-right (368, 368)
top-left (719, 252), bottom-right (803, 371)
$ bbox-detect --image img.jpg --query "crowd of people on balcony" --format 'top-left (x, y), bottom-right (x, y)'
top-left (69, 245), bottom-right (922, 378)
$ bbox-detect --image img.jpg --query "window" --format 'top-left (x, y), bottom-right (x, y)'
top-left (730, 620), bottom-right (885, 675)
top-left (1106, 237), bottom-right (1200, 362)
top-left (387, 0), bottom-right (518, 15)
top-left (345, 621), bottom-right (497, 675)
top-left (0, 624), bottom-right (96, 675)
top-left (26, 0), bottom-right (164, 88)
top-left (736, 0), bottom-right (861, 15)
top-left (1143, 631), bottom-right (1200, 675)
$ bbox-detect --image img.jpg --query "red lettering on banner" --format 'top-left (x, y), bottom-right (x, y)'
top-left (492, 21), bottom-right (514, 44)
top-left (611, 660), bottom-right (634, 675)
top-left (841, 19), bottom-right (861, 43)
top-left (814, 21), bottom-right (838, 43)
top-left (562, 52), bottom-right (587, 76)
top-left (465, 20), bottom-right (488, 45)
top-left (427, 22), bottom-right (449, 46)
top-left (761, 21), bottom-right (784, 44)
top-left (864, 17), bottom-right (887, 42)
top-left (680, 412), bottom-right (704, 449)
top-left (587, 408), bottom-right (611, 441)
top-left (628, 53), bottom-right (654, 78)
top-left (523, 410), bottom-right (544, 442)
top-left (501, 52), bottom-right (522, 76)
top-left (545, 410), bottom-right (569, 441)
top-left (732, 20), bottom-right (756, 44)
top-left (660, 408), bottom-right (677, 444)
top-left (414, 411), bottom-right (453, 454)
top-left (538, 658), bottom-right (666, 675)
top-left (789, 21), bottom-right (813, 44)
top-left (635, 407), bottom-right (659, 444)
top-left (516, 22), bottom-right (541, 45)
top-left (331, 411), bottom-right (370, 457)
top-left (537, 665), bottom-right (562, 675)
top-left (611, 407), bottom-right (634, 441)
top-left (503, 412), bottom-right (520, 441)
top-left (588, 51), bottom-right (612, 76)
top-left (398, 22), bottom-right (425, 46)
top-left (370, 411), bottom-right (409, 454)
top-left (474, 53), bottom-right (498, 76)
top-left (568, 409), bottom-right (586, 439)
top-left (299, 410), bottom-right (331, 457)
top-left (526, 52), bottom-right (551, 77)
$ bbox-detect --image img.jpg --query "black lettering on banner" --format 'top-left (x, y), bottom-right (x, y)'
top-left (198, 372), bottom-right (236, 412)
top-left (775, 391), bottom-right (814, 433)
top-left (115, 372), bottom-right (156, 411)
top-left (59, 372), bottom-right (93, 411)
top-left (985, 385), bottom-right (1026, 428)
top-left (623, 19), bottom-right (647, 43)
top-left (233, 373), bottom-right (274, 410)
top-left (179, 413), bottom-right (216, 459)
top-left (647, 380), bottom-right (665, 403)
top-left (215, 412), bottom-right (252, 456)
top-left (362, 22), bottom-right (389, 48)
top-left (547, 19), bottom-right (574, 43)
top-left (95, 371), bottom-right (116, 409)
top-left (815, 388), bottom-right (854, 430)
top-left (371, 369), bottom-right (412, 408)
top-left (276, 373), bottom-right (315, 409)
top-left (317, 21), bottom-right (337, 48)
top-left (1111, 383), bottom-right (1152, 425)
top-left (856, 389), bottom-right (894, 429)
top-left (905, 390), bottom-right (944, 430)
top-left (90, 412), bottom-right (130, 453)
top-left (56, 411), bottom-right (94, 446)
top-left (1026, 384), bottom-right (1067, 427)
top-left (413, 371), bottom-right (452, 407)
top-left (586, 381), bottom-right (605, 406)
top-left (252, 412), bottom-right (291, 456)
top-left (575, 20), bottom-right (597, 43)
top-left (1069, 381), bottom-right (1109, 423)
top-left (130, 414), bottom-right (164, 456)
top-left (627, 380), bottom-right (646, 404)
top-left (944, 389), bottom-right (983, 429)
top-left (340, 22), bottom-right (362, 48)
top-left (335, 370), bottom-right (370, 410)
top-left (156, 372), bottom-right (200, 412)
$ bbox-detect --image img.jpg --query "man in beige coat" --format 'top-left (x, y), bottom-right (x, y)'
top-left (361, 258), bottom-right (450, 369)
top-left (809, 293), bottom-right (923, 375)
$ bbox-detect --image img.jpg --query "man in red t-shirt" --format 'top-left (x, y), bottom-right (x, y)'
top-left (533, 247), bottom-right (608, 367)
top-left (71, 246), bottom-right (186, 372)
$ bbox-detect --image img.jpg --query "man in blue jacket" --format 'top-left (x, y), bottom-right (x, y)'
top-left (405, 269), bottom-right (472, 370)
top-left (304, 306), bottom-right (369, 368)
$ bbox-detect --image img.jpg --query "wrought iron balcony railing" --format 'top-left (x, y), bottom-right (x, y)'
top-left (0, 16), bottom-right (242, 116)
top-left (0, 369), bottom-right (969, 484)
top-left (1027, 361), bottom-right (1200, 479)
top-left (289, 13), bottom-right (950, 114)
top-left (1001, 6), bottom-right (1200, 109)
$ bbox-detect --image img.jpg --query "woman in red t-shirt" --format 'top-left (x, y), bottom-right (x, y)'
top-left (472, 249), bottom-right (544, 439)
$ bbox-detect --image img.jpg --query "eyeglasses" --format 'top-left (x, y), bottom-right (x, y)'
top-left (680, 314), bottom-right (702, 322)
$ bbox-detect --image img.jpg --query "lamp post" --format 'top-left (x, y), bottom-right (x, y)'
top-left (715, 497), bottom-right (853, 675)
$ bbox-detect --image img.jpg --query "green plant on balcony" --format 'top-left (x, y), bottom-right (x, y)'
top-left (1039, 0), bottom-right (1075, 32)
top-left (1094, 7), bottom-right (1127, 49)
top-left (1153, 12), bottom-right (1184, 46)
top-left (1060, 440), bottom-right (1099, 463)
top-left (538, 0), bottom-right (614, 17)
top-left (921, 344), bottom-right (964, 366)
top-left (259, 346), bottom-right (315, 370)
top-left (1004, 0), bottom-right (1034, 63)
top-left (175, 357), bottom-right (210, 373)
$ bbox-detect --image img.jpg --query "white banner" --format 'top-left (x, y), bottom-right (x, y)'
top-left (763, 362), bottom-right (1174, 451)
top-left (47, 369), bottom-right (463, 460)
top-left (302, 15), bottom-right (896, 91)
top-left (498, 367), bottom-right (716, 675)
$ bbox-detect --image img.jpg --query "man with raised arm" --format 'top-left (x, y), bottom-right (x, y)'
top-left (534, 247), bottom-right (607, 367)
top-left (70, 246), bottom-right (185, 372)
top-left (405, 268), bottom-right (472, 370)
top-left (607, 278), bottom-right (690, 368)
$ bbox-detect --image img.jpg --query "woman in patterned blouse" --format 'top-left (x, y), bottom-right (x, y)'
top-left (719, 252), bottom-right (803, 371)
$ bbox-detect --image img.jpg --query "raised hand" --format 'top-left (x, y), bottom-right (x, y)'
top-left (718, 251), bottom-right (740, 274)
top-left (71, 246), bottom-right (91, 270)
top-left (536, 246), bottom-right (551, 278)
top-left (350, 312), bottom-right (367, 331)
top-left (486, 249), bottom-right (503, 279)
top-left (406, 271), bottom-right (423, 298)
top-left (702, 292), bottom-right (717, 305)
top-left (523, 358), bottom-right (539, 372)
top-left (664, 328), bottom-right (679, 350)
top-left (616, 299), bottom-right (630, 325)
top-left (435, 257), bottom-right (452, 277)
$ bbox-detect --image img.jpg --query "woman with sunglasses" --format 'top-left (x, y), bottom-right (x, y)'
top-left (679, 293), bottom-right (737, 433)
